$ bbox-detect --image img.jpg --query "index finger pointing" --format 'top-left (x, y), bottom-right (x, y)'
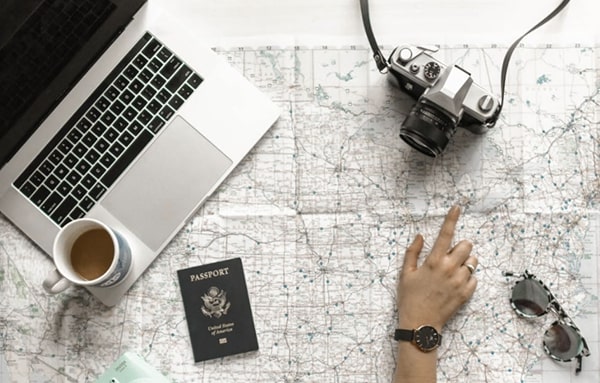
top-left (431, 205), bottom-right (461, 255)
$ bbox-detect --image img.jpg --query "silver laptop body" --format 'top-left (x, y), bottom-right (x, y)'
top-left (0, 2), bottom-right (279, 305)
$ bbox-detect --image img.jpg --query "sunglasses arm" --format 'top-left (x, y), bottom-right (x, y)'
top-left (502, 270), bottom-right (532, 279)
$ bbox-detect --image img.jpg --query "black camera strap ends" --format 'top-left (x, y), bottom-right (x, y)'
top-left (359, 0), bottom-right (388, 73)
top-left (359, 0), bottom-right (573, 121)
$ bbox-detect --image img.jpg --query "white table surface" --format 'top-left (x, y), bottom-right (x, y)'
top-left (154, 0), bottom-right (599, 47)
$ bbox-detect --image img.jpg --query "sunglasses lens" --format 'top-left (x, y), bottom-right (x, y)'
top-left (511, 279), bottom-right (549, 316)
top-left (543, 322), bottom-right (583, 361)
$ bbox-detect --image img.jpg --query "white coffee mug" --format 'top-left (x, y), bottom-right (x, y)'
top-left (43, 218), bottom-right (132, 294)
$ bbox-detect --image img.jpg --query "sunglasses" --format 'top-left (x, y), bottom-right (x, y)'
top-left (503, 270), bottom-right (590, 374)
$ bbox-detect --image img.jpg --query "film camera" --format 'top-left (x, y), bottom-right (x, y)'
top-left (386, 45), bottom-right (499, 157)
top-left (359, 0), bottom-right (571, 157)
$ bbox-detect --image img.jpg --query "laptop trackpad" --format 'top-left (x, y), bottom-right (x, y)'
top-left (101, 116), bottom-right (232, 251)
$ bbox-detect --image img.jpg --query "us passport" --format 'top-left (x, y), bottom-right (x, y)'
top-left (177, 258), bottom-right (258, 362)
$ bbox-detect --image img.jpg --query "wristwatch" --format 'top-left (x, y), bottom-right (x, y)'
top-left (394, 325), bottom-right (442, 352)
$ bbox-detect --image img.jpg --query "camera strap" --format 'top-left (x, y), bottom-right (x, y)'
top-left (359, 0), bottom-right (389, 73)
top-left (359, 0), bottom-right (572, 121)
top-left (493, 0), bottom-right (571, 122)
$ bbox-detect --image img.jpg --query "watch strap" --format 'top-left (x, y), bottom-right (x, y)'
top-left (394, 328), bottom-right (415, 342)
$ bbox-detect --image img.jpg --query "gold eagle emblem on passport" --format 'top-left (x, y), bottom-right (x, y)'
top-left (201, 286), bottom-right (231, 318)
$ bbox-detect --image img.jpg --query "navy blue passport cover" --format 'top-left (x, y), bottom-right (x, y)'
top-left (177, 258), bottom-right (258, 362)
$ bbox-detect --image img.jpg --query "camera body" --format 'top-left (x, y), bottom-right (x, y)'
top-left (386, 45), bottom-right (500, 157)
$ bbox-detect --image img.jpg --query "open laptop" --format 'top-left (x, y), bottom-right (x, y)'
top-left (0, 0), bottom-right (280, 306)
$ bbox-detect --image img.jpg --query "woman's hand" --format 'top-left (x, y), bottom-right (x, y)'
top-left (397, 205), bottom-right (478, 331)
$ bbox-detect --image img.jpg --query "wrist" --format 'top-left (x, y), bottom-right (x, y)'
top-left (394, 325), bottom-right (442, 352)
top-left (398, 316), bottom-right (443, 332)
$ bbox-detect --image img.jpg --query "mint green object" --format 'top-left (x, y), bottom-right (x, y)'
top-left (95, 352), bottom-right (171, 383)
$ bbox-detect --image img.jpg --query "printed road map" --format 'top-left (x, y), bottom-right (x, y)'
top-left (1, 44), bottom-right (599, 382)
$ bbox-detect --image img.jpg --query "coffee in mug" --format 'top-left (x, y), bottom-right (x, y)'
top-left (71, 228), bottom-right (114, 280)
top-left (43, 218), bottom-right (132, 295)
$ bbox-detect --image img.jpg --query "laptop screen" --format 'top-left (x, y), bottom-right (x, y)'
top-left (0, 0), bottom-right (145, 167)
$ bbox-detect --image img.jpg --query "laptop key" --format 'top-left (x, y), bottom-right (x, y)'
top-left (72, 185), bottom-right (86, 200)
top-left (132, 96), bottom-right (148, 111)
top-left (76, 118), bottom-right (93, 132)
top-left (129, 121), bottom-right (144, 135)
top-left (44, 174), bottom-right (59, 190)
top-left (178, 84), bottom-right (194, 99)
top-left (101, 111), bottom-right (116, 126)
top-left (95, 96), bottom-right (110, 112)
top-left (31, 186), bottom-right (51, 206)
top-left (115, 75), bottom-right (130, 90)
top-left (151, 75), bottom-right (166, 89)
top-left (161, 56), bottom-right (182, 79)
top-left (67, 129), bottom-right (83, 143)
top-left (100, 153), bottom-right (115, 168)
top-left (67, 170), bottom-right (82, 185)
top-left (166, 65), bottom-right (192, 93)
top-left (114, 117), bottom-right (129, 131)
top-left (41, 192), bottom-right (62, 215)
top-left (156, 89), bottom-right (171, 103)
top-left (142, 38), bottom-right (162, 59)
top-left (57, 181), bottom-right (71, 196)
top-left (58, 140), bottom-right (74, 154)
top-left (101, 130), bottom-right (153, 188)
top-left (30, 171), bottom-right (45, 187)
top-left (148, 58), bottom-right (162, 73)
top-left (138, 68), bottom-right (153, 82)
top-left (148, 117), bottom-right (166, 134)
top-left (147, 100), bottom-right (161, 114)
top-left (95, 138), bottom-right (110, 153)
top-left (110, 100), bottom-right (125, 115)
top-left (85, 106), bottom-right (101, 122)
top-left (137, 110), bottom-right (152, 125)
top-left (80, 196), bottom-right (95, 211)
top-left (133, 55), bottom-right (148, 69)
top-left (168, 95), bottom-right (184, 110)
top-left (124, 65), bottom-right (139, 80)
top-left (40, 160), bottom-right (55, 176)
top-left (19, 182), bottom-right (36, 198)
top-left (109, 142), bottom-right (125, 157)
top-left (69, 206), bottom-right (85, 221)
top-left (119, 131), bottom-right (134, 146)
top-left (159, 106), bottom-right (174, 120)
top-left (105, 86), bottom-right (120, 101)
top-left (54, 164), bottom-right (69, 179)
top-left (49, 150), bottom-right (64, 165)
top-left (81, 174), bottom-right (95, 189)
top-left (89, 184), bottom-right (107, 201)
top-left (188, 73), bottom-right (203, 88)
top-left (157, 47), bottom-right (172, 62)
top-left (129, 79), bottom-right (144, 93)
top-left (119, 89), bottom-right (134, 104)
top-left (123, 107), bottom-right (138, 121)
top-left (51, 196), bottom-right (77, 225)
top-left (64, 154), bottom-right (78, 168)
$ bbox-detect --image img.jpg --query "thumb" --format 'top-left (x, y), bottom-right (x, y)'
top-left (402, 234), bottom-right (423, 272)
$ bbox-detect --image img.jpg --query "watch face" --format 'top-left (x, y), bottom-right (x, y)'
top-left (414, 325), bottom-right (440, 351)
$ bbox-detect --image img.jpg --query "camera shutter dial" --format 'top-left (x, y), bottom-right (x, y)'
top-left (423, 61), bottom-right (441, 81)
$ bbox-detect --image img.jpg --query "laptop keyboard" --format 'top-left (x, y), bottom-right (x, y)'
top-left (13, 32), bottom-right (203, 227)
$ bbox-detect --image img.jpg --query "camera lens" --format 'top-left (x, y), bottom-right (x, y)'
top-left (399, 99), bottom-right (457, 157)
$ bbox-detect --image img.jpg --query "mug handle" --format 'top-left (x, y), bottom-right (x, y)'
top-left (42, 269), bottom-right (72, 294)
